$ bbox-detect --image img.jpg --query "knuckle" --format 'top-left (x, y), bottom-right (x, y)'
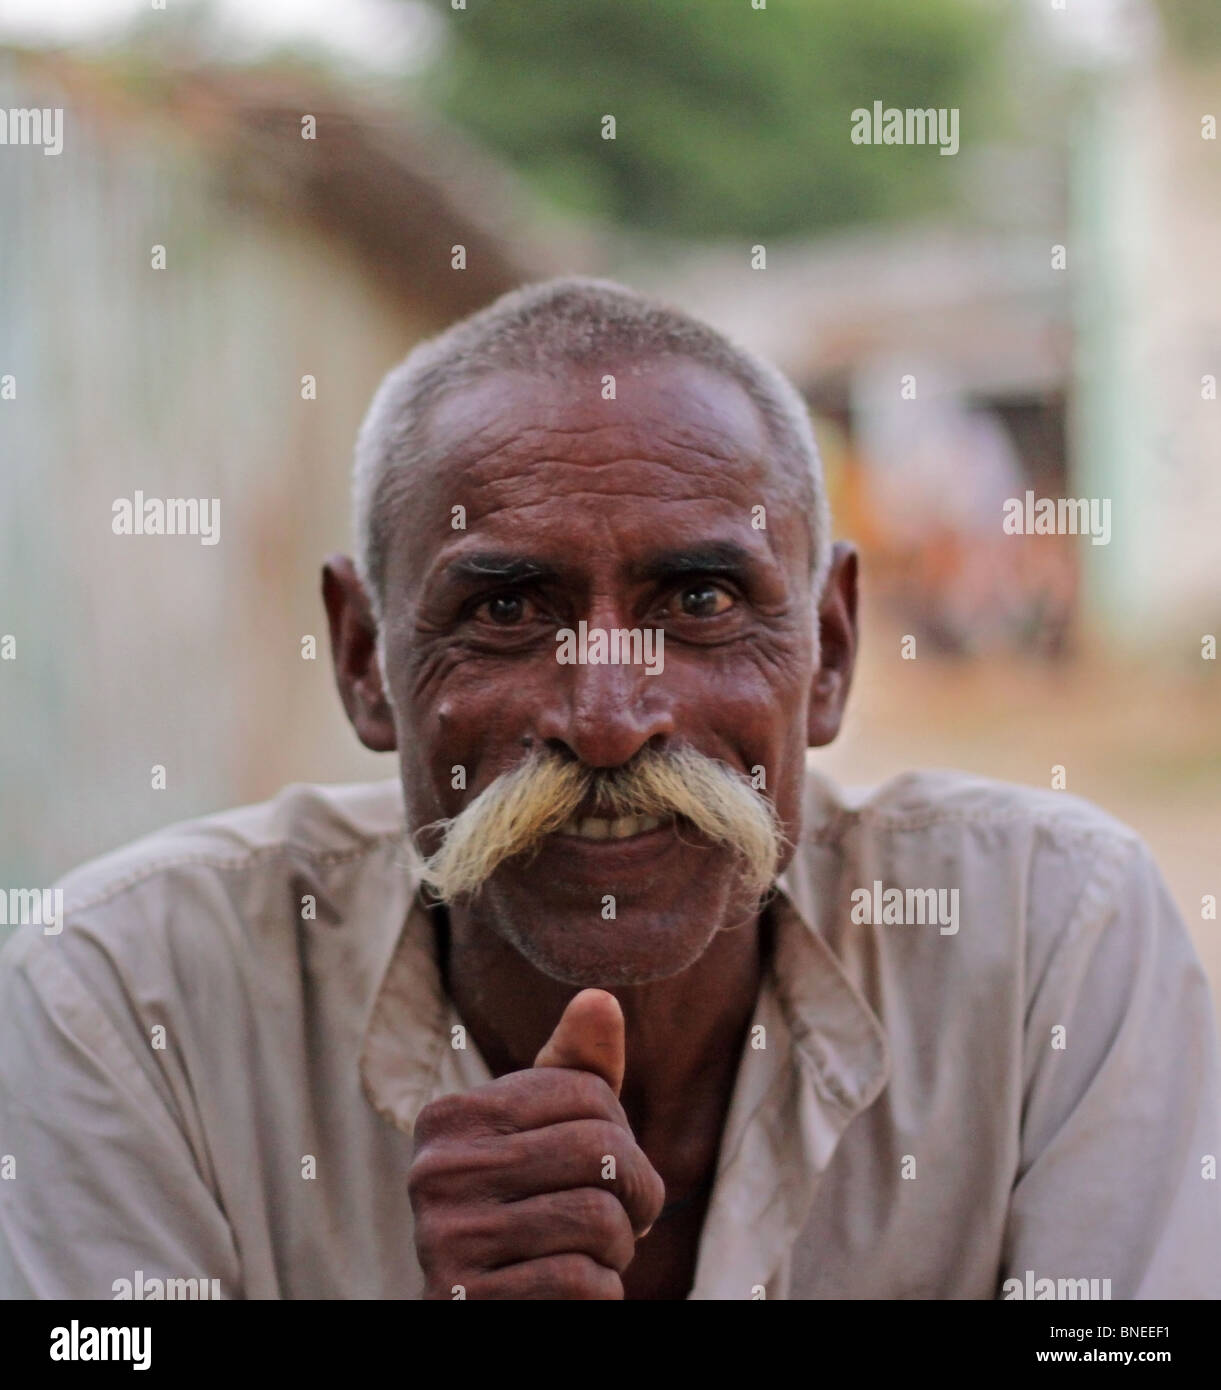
top-left (409, 1205), bottom-right (449, 1262)
top-left (553, 1253), bottom-right (623, 1300)
top-left (414, 1200), bottom-right (508, 1288)
top-left (579, 1185), bottom-right (627, 1236)
top-left (572, 1188), bottom-right (634, 1270)
top-left (406, 1150), bottom-right (441, 1202)
top-left (406, 1145), bottom-right (465, 1206)
top-left (583, 1118), bottom-right (628, 1163)
top-left (616, 1146), bottom-right (665, 1228)
top-left (413, 1092), bottom-right (467, 1145)
top-left (565, 1068), bottom-right (623, 1121)
top-left (642, 1162), bottom-right (666, 1220)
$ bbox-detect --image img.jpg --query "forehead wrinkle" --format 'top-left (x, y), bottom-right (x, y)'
top-left (454, 428), bottom-right (778, 491)
top-left (425, 386), bottom-right (768, 471)
top-left (461, 464), bottom-right (768, 530)
top-left (454, 485), bottom-right (790, 576)
top-left (399, 376), bottom-right (804, 586)
top-left (417, 365), bottom-right (785, 514)
top-left (420, 404), bottom-right (671, 482)
top-left (646, 425), bottom-right (754, 464)
top-left (448, 426), bottom-right (755, 488)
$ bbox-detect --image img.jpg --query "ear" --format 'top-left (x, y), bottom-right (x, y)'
top-left (807, 541), bottom-right (859, 748)
top-left (321, 555), bottom-right (397, 753)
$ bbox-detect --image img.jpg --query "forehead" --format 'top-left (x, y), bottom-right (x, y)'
top-left (390, 356), bottom-right (804, 587)
top-left (425, 355), bottom-right (773, 476)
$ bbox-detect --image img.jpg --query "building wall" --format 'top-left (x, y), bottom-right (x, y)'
top-left (1072, 54), bottom-right (1221, 651)
top-left (0, 58), bottom-right (423, 906)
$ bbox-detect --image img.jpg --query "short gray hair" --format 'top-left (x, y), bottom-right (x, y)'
top-left (352, 275), bottom-right (832, 622)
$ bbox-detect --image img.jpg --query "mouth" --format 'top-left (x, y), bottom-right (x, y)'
top-left (554, 813), bottom-right (674, 841)
top-left (536, 809), bottom-right (689, 884)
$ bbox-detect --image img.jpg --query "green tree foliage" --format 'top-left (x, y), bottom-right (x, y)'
top-left (415, 0), bottom-right (1004, 238)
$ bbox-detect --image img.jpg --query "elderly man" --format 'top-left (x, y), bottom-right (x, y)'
top-left (1, 277), bottom-right (1218, 1301)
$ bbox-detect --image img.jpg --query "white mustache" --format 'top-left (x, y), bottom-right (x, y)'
top-left (416, 745), bottom-right (784, 903)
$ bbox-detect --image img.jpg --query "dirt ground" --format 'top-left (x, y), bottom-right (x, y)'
top-left (816, 603), bottom-right (1221, 1004)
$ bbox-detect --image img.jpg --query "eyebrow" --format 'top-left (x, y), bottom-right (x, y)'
top-left (435, 541), bottom-right (762, 594)
top-left (629, 541), bottom-right (760, 585)
top-left (442, 553), bottom-right (560, 587)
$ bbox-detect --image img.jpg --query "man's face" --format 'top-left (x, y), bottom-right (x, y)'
top-left (373, 358), bottom-right (821, 985)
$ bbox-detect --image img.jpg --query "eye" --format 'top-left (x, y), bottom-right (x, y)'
top-left (477, 592), bottom-right (531, 625)
top-left (673, 582), bottom-right (735, 618)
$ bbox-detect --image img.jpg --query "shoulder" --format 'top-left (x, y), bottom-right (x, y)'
top-left (54, 779), bottom-right (407, 915)
top-left (0, 779), bottom-right (411, 1003)
top-left (788, 763), bottom-right (1164, 974)
top-left (802, 764), bottom-right (1143, 849)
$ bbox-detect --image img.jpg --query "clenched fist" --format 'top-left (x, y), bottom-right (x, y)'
top-left (408, 989), bottom-right (666, 1299)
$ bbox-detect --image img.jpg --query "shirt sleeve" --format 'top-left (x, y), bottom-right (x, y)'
top-left (1001, 833), bottom-right (1221, 1297)
top-left (0, 927), bottom-right (242, 1300)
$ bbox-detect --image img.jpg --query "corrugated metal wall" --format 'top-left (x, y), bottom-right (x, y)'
top-left (0, 55), bottom-right (422, 918)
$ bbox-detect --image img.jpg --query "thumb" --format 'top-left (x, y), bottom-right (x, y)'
top-left (533, 988), bottom-right (625, 1099)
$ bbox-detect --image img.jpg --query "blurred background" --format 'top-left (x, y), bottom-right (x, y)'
top-left (1, 0), bottom-right (1218, 998)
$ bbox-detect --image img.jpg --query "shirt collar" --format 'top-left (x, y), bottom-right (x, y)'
top-left (359, 879), bottom-right (494, 1132)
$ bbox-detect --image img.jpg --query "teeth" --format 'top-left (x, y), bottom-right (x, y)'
top-left (559, 814), bottom-right (666, 840)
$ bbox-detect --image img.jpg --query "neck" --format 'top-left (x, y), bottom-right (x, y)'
top-left (436, 902), bottom-right (767, 1134)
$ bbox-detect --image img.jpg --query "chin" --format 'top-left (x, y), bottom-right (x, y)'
top-left (475, 859), bottom-right (749, 987)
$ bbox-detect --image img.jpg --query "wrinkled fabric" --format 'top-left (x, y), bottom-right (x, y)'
top-left (1, 767), bottom-right (1217, 1299)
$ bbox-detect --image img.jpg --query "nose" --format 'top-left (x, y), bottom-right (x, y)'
top-left (533, 632), bottom-right (676, 770)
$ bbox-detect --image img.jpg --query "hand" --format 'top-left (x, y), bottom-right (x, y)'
top-left (408, 988), bottom-right (665, 1299)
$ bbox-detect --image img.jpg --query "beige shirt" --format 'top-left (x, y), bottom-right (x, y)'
top-left (1, 767), bottom-right (1218, 1300)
